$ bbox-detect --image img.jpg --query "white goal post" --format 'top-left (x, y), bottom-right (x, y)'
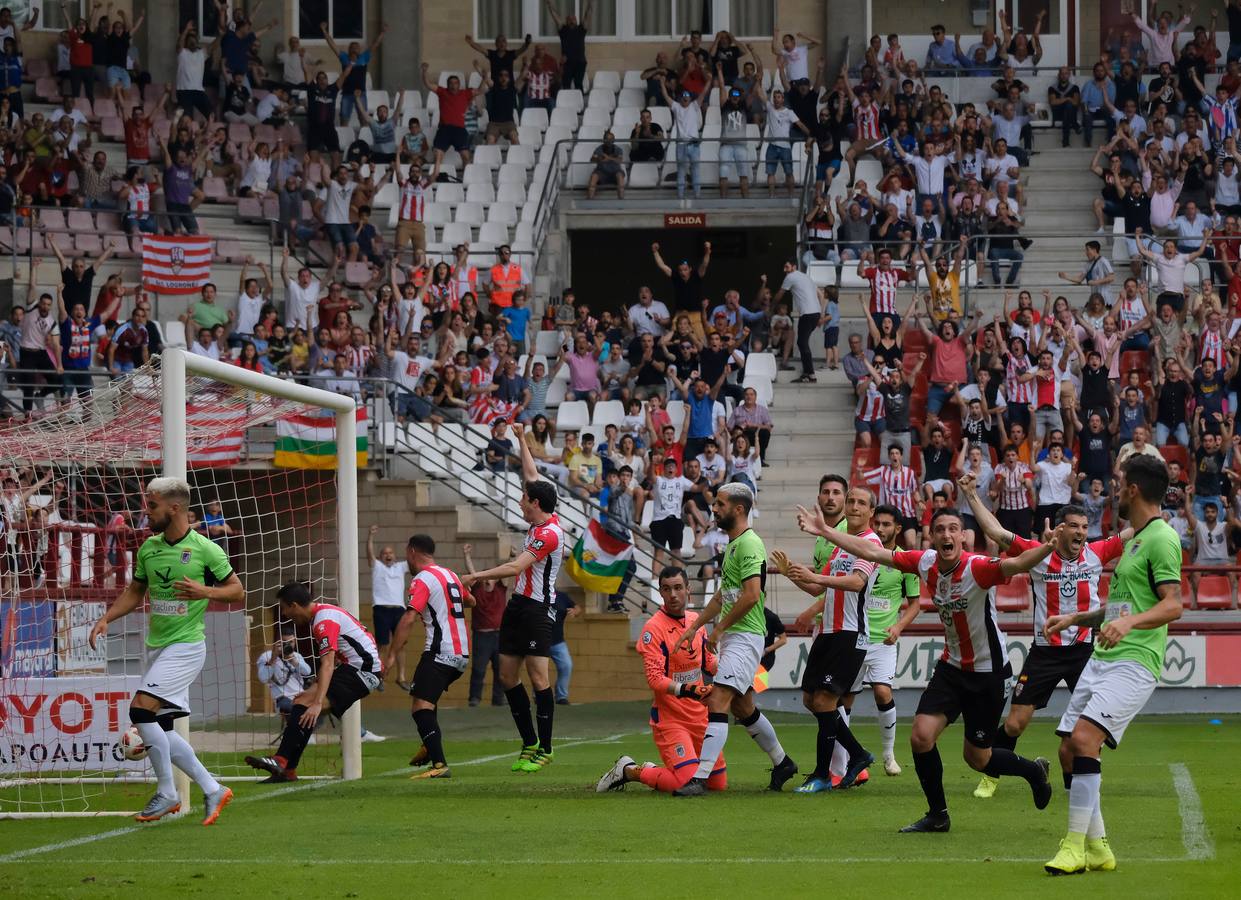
top-left (0, 349), bottom-right (361, 818)
top-left (164, 349), bottom-right (362, 806)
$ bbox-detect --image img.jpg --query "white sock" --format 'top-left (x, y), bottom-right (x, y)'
top-left (829, 707), bottom-right (849, 778)
top-left (135, 722), bottom-right (175, 797)
top-left (694, 721), bottom-right (729, 779)
top-left (879, 704), bottom-right (898, 758)
top-left (743, 712), bottom-right (786, 766)
top-left (1087, 794), bottom-right (1106, 839)
top-left (166, 730), bottom-right (222, 796)
top-left (1068, 772), bottom-right (1100, 835)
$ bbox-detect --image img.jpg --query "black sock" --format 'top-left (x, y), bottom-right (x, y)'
top-left (834, 714), bottom-right (868, 762)
top-left (912, 747), bottom-right (947, 814)
top-left (534, 687), bottom-right (555, 753)
top-left (1063, 771), bottom-right (1073, 791)
top-left (413, 708), bottom-right (446, 765)
top-left (983, 747), bottom-right (1044, 784)
top-left (813, 710), bottom-right (839, 778)
top-left (277, 705), bottom-right (315, 769)
top-left (992, 725), bottom-right (1019, 752)
top-left (505, 685), bottom-right (538, 747)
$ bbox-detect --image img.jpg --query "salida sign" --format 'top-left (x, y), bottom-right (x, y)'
top-left (0, 675), bottom-right (143, 772)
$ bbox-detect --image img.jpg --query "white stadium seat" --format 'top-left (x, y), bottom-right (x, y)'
top-left (557, 401), bottom-right (590, 432)
top-left (592, 70), bottom-right (621, 92)
top-left (479, 221), bottom-right (510, 245)
top-left (498, 162), bottom-right (528, 184)
top-left (497, 182), bottom-right (527, 203)
top-left (520, 107), bottom-right (549, 131)
top-left (506, 144), bottom-right (536, 168)
top-left (433, 182), bottom-right (464, 205)
top-left (550, 107), bottom-right (579, 130)
top-left (555, 89), bottom-right (584, 112)
top-left (453, 201), bottom-right (485, 225)
top-left (473, 145), bottom-right (503, 169)
top-left (465, 182), bottom-right (495, 204)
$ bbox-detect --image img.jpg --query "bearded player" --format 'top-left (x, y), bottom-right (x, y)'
top-left (801, 503), bottom-right (1059, 833)
top-left (958, 473), bottom-right (1131, 801)
top-left (594, 566), bottom-right (725, 794)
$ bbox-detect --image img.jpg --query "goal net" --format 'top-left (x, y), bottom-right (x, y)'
top-left (0, 350), bottom-right (361, 818)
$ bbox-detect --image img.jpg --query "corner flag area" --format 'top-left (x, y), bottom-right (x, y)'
top-left (1, 704), bottom-right (1235, 897)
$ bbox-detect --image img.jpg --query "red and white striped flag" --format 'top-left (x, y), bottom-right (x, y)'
top-left (141, 235), bottom-right (213, 295)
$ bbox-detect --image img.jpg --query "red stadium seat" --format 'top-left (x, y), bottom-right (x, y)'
top-left (853, 446), bottom-right (880, 470)
top-left (1195, 575), bottom-right (1235, 610)
top-left (996, 573), bottom-right (1030, 611)
top-left (1160, 445), bottom-right (1189, 469)
top-left (1120, 350), bottom-right (1150, 376)
top-left (910, 393), bottom-right (927, 427)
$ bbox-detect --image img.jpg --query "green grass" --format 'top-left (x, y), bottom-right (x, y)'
top-left (1, 704), bottom-right (1237, 898)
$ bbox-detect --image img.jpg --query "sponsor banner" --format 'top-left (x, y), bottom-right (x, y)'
top-left (768, 634), bottom-right (1226, 690)
top-left (55, 602), bottom-right (107, 675)
top-left (0, 599), bottom-right (54, 678)
top-left (0, 676), bottom-right (145, 772)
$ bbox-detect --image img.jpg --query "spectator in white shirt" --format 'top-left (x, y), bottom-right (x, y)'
top-left (894, 140), bottom-right (948, 214)
top-left (774, 258), bottom-right (825, 383)
top-left (773, 30), bottom-right (819, 83)
top-left (991, 101), bottom-right (1032, 165)
top-left (657, 75), bottom-right (708, 200)
top-left (984, 138), bottom-right (1023, 205)
top-left (1214, 154), bottom-right (1241, 216)
top-left (1034, 442), bottom-right (1074, 533)
top-left (235, 257), bottom-right (273, 340)
top-left (324, 165), bottom-right (359, 259)
top-left (190, 326), bottom-right (220, 360)
top-left (174, 21), bottom-right (215, 122)
top-left (1057, 240), bottom-right (1116, 305)
top-left (761, 87), bottom-right (809, 198)
top-left (367, 524), bottom-right (411, 688)
top-left (256, 628), bottom-right (312, 719)
top-left (628, 286), bottom-right (671, 337)
top-left (281, 246), bottom-right (321, 331)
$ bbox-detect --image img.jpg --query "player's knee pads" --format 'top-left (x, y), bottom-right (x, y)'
top-left (129, 706), bottom-right (158, 725)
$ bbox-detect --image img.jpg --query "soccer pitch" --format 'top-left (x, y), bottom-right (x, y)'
top-left (1, 704), bottom-right (1235, 898)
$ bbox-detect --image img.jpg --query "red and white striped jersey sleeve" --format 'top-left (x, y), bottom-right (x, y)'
top-left (312, 603), bottom-right (382, 674)
top-left (517, 515), bottom-right (565, 604)
top-left (408, 566), bottom-right (470, 662)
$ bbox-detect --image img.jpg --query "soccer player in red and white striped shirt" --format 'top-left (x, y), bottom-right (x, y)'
top-left (960, 475), bottom-right (1133, 800)
top-left (862, 445), bottom-right (920, 547)
top-left (385, 533), bottom-right (473, 779)
top-left (247, 581), bottom-right (382, 782)
top-left (856, 248), bottom-right (916, 317)
top-left (991, 444), bottom-right (1035, 539)
top-left (462, 422), bottom-right (566, 773)
top-left (777, 488), bottom-right (882, 791)
top-left (799, 503), bottom-right (1058, 833)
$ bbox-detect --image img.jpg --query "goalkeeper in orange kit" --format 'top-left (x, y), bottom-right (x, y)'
top-left (594, 566), bottom-right (727, 794)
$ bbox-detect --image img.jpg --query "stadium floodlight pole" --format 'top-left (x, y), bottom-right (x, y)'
top-left (163, 349), bottom-right (363, 785)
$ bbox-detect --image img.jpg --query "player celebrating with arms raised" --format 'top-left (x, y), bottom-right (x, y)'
top-left (773, 487), bottom-right (881, 793)
top-left (461, 421), bottom-right (565, 774)
top-left (1043, 455), bottom-right (1183, 876)
top-left (799, 503), bottom-right (1058, 833)
top-left (89, 478), bottom-right (245, 825)
top-left (958, 474), bottom-right (1131, 800)
top-left (594, 566), bottom-right (725, 794)
top-left (385, 534), bottom-right (472, 780)
top-left (247, 581), bottom-right (383, 782)
top-left (672, 483), bottom-right (797, 796)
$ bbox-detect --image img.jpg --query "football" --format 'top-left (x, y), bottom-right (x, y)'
top-left (120, 727), bottom-right (147, 761)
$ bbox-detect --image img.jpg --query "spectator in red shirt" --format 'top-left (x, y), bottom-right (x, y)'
top-left (121, 100), bottom-right (152, 166)
top-left (917, 304), bottom-right (978, 421)
top-left (462, 543), bottom-right (508, 707)
top-left (421, 62), bottom-right (475, 179)
top-left (66, 15), bottom-right (96, 101)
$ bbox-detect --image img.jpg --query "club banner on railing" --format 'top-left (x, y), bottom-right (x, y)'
top-left (274, 407), bottom-right (368, 469)
top-left (565, 519), bottom-right (633, 594)
top-left (141, 235), bottom-right (213, 295)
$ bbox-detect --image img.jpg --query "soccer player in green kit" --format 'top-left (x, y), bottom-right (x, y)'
top-left (1043, 455), bottom-right (1183, 875)
top-left (812, 474), bottom-right (849, 571)
top-left (89, 477), bottom-right (245, 824)
top-left (672, 482), bottom-right (797, 796)
top-left (839, 503), bottom-right (922, 778)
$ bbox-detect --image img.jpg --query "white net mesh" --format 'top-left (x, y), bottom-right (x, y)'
top-left (0, 360), bottom-right (351, 816)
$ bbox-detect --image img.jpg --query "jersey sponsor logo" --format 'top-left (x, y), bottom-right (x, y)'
top-left (155, 566), bottom-right (173, 586)
top-left (150, 599), bottom-right (188, 616)
top-left (530, 539), bottom-right (545, 551)
top-left (318, 636), bottom-right (331, 652)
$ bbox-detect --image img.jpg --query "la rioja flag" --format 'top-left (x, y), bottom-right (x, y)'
top-left (141, 235), bottom-right (212, 295)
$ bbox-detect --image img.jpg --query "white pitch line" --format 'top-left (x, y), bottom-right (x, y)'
top-left (0, 732), bottom-right (633, 863)
top-left (0, 855), bottom-right (1193, 866)
top-left (1169, 762), bottom-right (1215, 861)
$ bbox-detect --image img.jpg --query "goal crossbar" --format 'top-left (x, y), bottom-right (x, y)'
top-left (162, 350), bottom-right (362, 808)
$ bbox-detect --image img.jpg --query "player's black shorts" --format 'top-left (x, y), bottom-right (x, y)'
top-left (650, 516), bottom-right (684, 551)
top-left (916, 660), bottom-right (1011, 748)
top-left (498, 594), bottom-right (555, 657)
top-left (800, 632), bottom-right (866, 696)
top-left (996, 506), bottom-right (1032, 539)
top-left (410, 650), bottom-right (466, 704)
top-left (372, 605), bottom-right (406, 646)
top-left (1012, 642), bottom-right (1093, 710)
top-left (326, 665), bottom-right (376, 717)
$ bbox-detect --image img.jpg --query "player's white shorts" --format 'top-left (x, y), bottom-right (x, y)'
top-left (1056, 657), bottom-right (1157, 748)
top-left (140, 640), bottom-right (207, 715)
top-left (713, 631), bottom-right (764, 694)
top-left (850, 641), bottom-right (897, 693)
